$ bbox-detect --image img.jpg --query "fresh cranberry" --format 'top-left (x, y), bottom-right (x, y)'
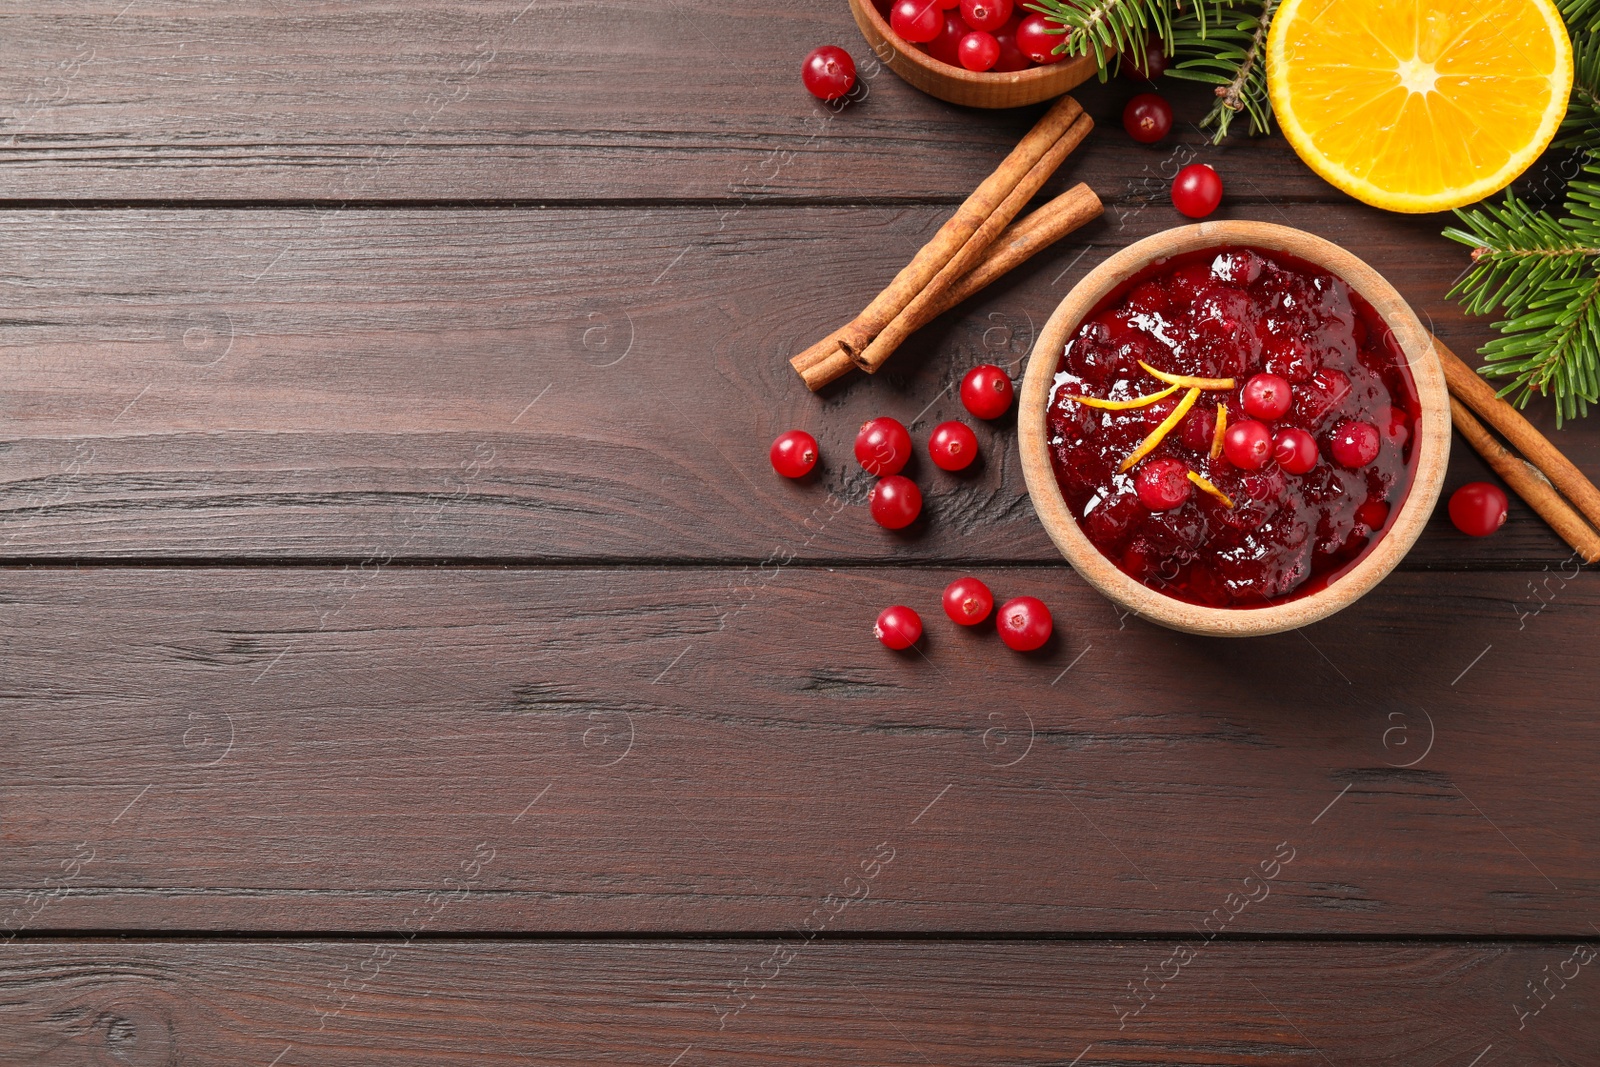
top-left (1135, 458), bottom-right (1192, 511)
top-left (1448, 482), bottom-right (1509, 537)
top-left (943, 576), bottom-right (994, 625)
top-left (875, 605), bottom-right (923, 649)
top-left (1329, 420), bottom-right (1380, 468)
top-left (1123, 34), bottom-right (1168, 80)
top-left (1015, 13), bottom-right (1063, 63)
top-left (958, 30), bottom-right (1000, 70)
top-left (1223, 419), bottom-right (1273, 470)
top-left (1123, 93), bottom-right (1173, 144)
top-left (996, 596), bottom-right (1052, 651)
top-left (929, 421), bottom-right (979, 471)
top-left (801, 46), bottom-right (856, 101)
top-left (890, 0), bottom-right (943, 43)
top-left (1241, 373), bottom-right (1292, 420)
top-left (960, 0), bottom-right (1012, 31)
top-left (961, 364), bottom-right (1014, 419)
top-left (869, 475), bottom-right (922, 529)
top-left (923, 10), bottom-right (967, 65)
top-left (855, 417), bottom-right (912, 476)
top-left (770, 430), bottom-right (819, 478)
top-left (1272, 427), bottom-right (1318, 475)
top-left (1172, 164), bottom-right (1223, 219)
top-left (990, 15), bottom-right (1032, 71)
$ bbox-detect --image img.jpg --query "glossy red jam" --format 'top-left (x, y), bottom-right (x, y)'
top-left (1046, 246), bottom-right (1419, 608)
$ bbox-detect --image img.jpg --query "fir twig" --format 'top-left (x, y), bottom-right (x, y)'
top-left (1167, 0), bottom-right (1276, 142)
top-left (1558, 25), bottom-right (1600, 154)
top-left (1023, 0), bottom-right (1188, 78)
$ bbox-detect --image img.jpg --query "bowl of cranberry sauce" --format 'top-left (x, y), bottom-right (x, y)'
top-left (1019, 222), bottom-right (1450, 637)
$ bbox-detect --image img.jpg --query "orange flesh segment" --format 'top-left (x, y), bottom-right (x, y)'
top-left (1188, 469), bottom-right (1234, 508)
top-left (1139, 360), bottom-right (1236, 390)
top-left (1065, 383), bottom-right (1181, 410)
top-left (1119, 387), bottom-right (1201, 473)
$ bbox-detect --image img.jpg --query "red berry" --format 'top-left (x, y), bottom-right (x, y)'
top-left (1241, 373), bottom-right (1293, 420)
top-left (1015, 13), bottom-right (1064, 64)
top-left (1122, 93), bottom-right (1173, 144)
top-left (943, 576), bottom-right (994, 625)
top-left (1123, 34), bottom-right (1168, 80)
top-left (875, 605), bottom-right (923, 650)
top-left (990, 15), bottom-right (1032, 71)
top-left (801, 46), bottom-right (857, 101)
top-left (924, 10), bottom-right (967, 65)
top-left (870, 475), bottom-right (922, 529)
top-left (1448, 481), bottom-right (1509, 537)
top-left (1223, 419), bottom-right (1273, 470)
top-left (1171, 164), bottom-right (1223, 219)
top-left (890, 0), bottom-right (944, 43)
top-left (1272, 427), bottom-right (1318, 475)
top-left (929, 420), bottom-right (979, 471)
top-left (855, 417), bottom-right (912, 476)
top-left (1135, 457), bottom-right (1191, 511)
top-left (1329, 420), bottom-right (1380, 468)
top-left (961, 364), bottom-right (1014, 420)
top-left (958, 30), bottom-right (1000, 70)
top-left (996, 596), bottom-right (1052, 651)
top-left (770, 430), bottom-right (819, 478)
top-left (960, 0), bottom-right (1012, 32)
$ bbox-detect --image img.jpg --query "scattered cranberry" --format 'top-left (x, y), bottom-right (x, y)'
top-left (870, 475), bottom-right (923, 529)
top-left (1016, 13), bottom-right (1064, 64)
top-left (1272, 427), bottom-right (1318, 475)
top-left (1172, 164), bottom-right (1223, 219)
top-left (1135, 457), bottom-right (1192, 511)
top-left (1123, 93), bottom-right (1173, 144)
top-left (929, 420), bottom-right (979, 471)
top-left (1241, 373), bottom-right (1292, 421)
top-left (875, 605), bottom-right (923, 650)
top-left (890, 0), bottom-right (944, 43)
top-left (961, 364), bottom-right (1014, 419)
top-left (1448, 481), bottom-right (1509, 537)
top-left (801, 46), bottom-right (856, 101)
top-left (943, 576), bottom-right (994, 625)
top-left (855, 417), bottom-right (912, 476)
top-left (996, 596), bottom-right (1052, 651)
top-left (1223, 419), bottom-right (1273, 470)
top-left (1123, 34), bottom-right (1168, 80)
top-left (960, 0), bottom-right (1012, 32)
top-left (770, 430), bottom-right (819, 478)
top-left (1329, 419), bottom-right (1380, 468)
top-left (925, 10), bottom-right (967, 64)
top-left (958, 30), bottom-right (1000, 70)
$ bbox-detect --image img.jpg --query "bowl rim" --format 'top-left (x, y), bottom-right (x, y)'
top-left (852, 0), bottom-right (1086, 86)
top-left (1017, 220), bottom-right (1452, 637)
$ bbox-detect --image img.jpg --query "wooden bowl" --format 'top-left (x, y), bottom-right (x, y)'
top-left (1018, 221), bottom-right (1451, 637)
top-left (847, 0), bottom-right (1100, 108)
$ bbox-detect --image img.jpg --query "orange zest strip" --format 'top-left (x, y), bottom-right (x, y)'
top-left (1139, 359), bottom-right (1236, 390)
top-left (1064, 382), bottom-right (1180, 410)
top-left (1119, 387), bottom-right (1201, 473)
top-left (1211, 402), bottom-right (1228, 460)
top-left (1187, 470), bottom-right (1234, 508)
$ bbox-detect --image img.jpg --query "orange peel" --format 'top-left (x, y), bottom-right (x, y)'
top-left (1187, 470), bottom-right (1234, 508)
top-left (1064, 383), bottom-right (1180, 410)
top-left (1139, 360), bottom-right (1235, 390)
top-left (1119, 387), bottom-right (1200, 473)
top-left (1211, 402), bottom-right (1228, 460)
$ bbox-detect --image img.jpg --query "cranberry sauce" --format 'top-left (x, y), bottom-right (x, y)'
top-left (1045, 246), bottom-right (1420, 608)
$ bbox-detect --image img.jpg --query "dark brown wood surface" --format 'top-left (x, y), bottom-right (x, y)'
top-left (1, 1), bottom-right (1596, 1063)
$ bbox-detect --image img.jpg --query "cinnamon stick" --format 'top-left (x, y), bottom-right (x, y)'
top-left (794, 95), bottom-right (1087, 380)
top-left (793, 183), bottom-right (1104, 391)
top-left (1448, 398), bottom-right (1600, 563)
top-left (1432, 335), bottom-right (1600, 537)
top-left (855, 110), bottom-right (1094, 374)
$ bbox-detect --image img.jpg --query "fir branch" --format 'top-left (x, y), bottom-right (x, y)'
top-left (1558, 26), bottom-right (1600, 154)
top-left (1024, 0), bottom-right (1187, 78)
top-left (1167, 0), bottom-right (1276, 142)
top-left (1444, 167), bottom-right (1600, 424)
top-left (1561, 0), bottom-right (1599, 35)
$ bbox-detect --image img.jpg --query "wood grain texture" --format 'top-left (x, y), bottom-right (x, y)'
top-left (0, 203), bottom-right (1592, 565)
top-left (0, 2), bottom-right (1345, 203)
top-left (2, 566), bottom-right (1595, 934)
top-left (2, 940), bottom-right (1594, 1065)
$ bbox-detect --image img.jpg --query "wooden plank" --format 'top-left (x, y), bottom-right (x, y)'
top-left (2, 566), bottom-right (1595, 935)
top-left (0, 203), bottom-right (1592, 564)
top-left (2, 939), bottom-right (1593, 1064)
top-left (0, 2), bottom-right (1345, 203)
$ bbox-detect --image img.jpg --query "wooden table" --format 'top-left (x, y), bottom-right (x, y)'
top-left (3, 4), bottom-right (1596, 1063)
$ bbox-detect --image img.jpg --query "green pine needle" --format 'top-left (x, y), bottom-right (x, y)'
top-left (1559, 24), bottom-right (1600, 152)
top-left (1023, 0), bottom-right (1185, 76)
top-left (1168, 0), bottom-right (1277, 142)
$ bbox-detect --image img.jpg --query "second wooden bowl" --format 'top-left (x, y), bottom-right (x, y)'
top-left (847, 0), bottom-right (1100, 108)
top-left (1018, 221), bottom-right (1451, 637)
